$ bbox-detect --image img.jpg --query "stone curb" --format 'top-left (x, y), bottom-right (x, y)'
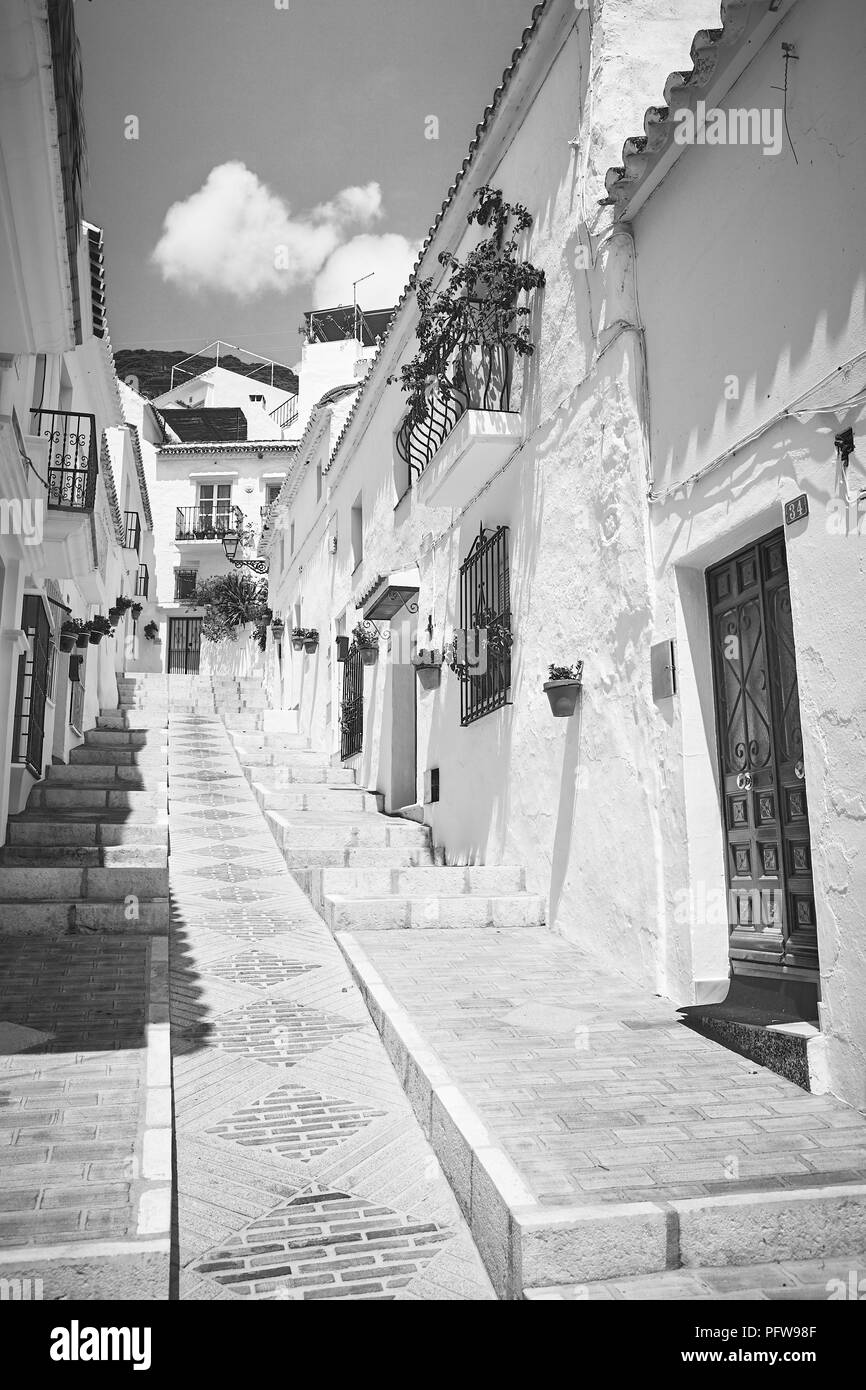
top-left (335, 930), bottom-right (866, 1299)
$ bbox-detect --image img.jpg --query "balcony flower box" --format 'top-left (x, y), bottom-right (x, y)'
top-left (543, 663), bottom-right (584, 718)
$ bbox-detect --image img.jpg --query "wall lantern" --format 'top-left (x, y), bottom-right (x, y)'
top-left (222, 534), bottom-right (240, 562)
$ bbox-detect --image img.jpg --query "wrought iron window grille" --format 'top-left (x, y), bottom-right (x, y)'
top-left (455, 522), bottom-right (512, 726)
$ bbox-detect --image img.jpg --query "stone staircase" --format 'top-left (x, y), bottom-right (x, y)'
top-left (0, 674), bottom-right (170, 934)
top-left (222, 710), bottom-right (546, 932)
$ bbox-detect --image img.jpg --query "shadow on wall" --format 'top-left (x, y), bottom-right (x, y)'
top-left (548, 699), bottom-right (583, 931)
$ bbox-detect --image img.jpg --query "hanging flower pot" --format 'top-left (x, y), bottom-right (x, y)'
top-left (131, 603), bottom-right (143, 621)
top-left (59, 632), bottom-right (76, 654)
top-left (291, 628), bottom-right (305, 651)
top-left (75, 628), bottom-right (90, 649)
top-left (543, 663), bottom-right (584, 718)
top-left (271, 619), bottom-right (285, 641)
top-left (412, 649), bottom-right (442, 690)
top-left (335, 635), bottom-right (350, 663)
top-left (108, 608), bottom-right (121, 624)
top-left (89, 616), bottom-right (115, 645)
top-left (360, 645), bottom-right (378, 667)
top-left (89, 628), bottom-right (103, 645)
top-left (303, 630), bottom-right (319, 654)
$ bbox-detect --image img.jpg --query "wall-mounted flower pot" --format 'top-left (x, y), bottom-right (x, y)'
top-left (291, 635), bottom-right (305, 651)
top-left (360, 646), bottom-right (378, 667)
top-left (543, 679), bottom-right (581, 718)
top-left (59, 633), bottom-right (76, 654)
top-left (193, 530), bottom-right (207, 541)
top-left (303, 638), bottom-right (319, 654)
top-left (89, 630), bottom-right (104, 645)
top-left (415, 664), bottom-right (441, 690)
top-left (131, 604), bottom-right (143, 621)
top-left (271, 622), bottom-right (285, 641)
top-left (335, 636), bottom-right (350, 663)
top-left (75, 631), bottom-right (90, 649)
top-left (108, 608), bottom-right (121, 624)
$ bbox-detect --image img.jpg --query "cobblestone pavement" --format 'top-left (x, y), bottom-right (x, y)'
top-left (168, 715), bottom-right (494, 1301)
top-left (345, 929), bottom-right (866, 1209)
top-left (0, 936), bottom-right (168, 1298)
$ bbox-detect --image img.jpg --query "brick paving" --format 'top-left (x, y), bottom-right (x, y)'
top-left (0, 939), bottom-right (149, 1255)
top-left (345, 929), bottom-right (866, 1210)
top-left (168, 711), bottom-right (494, 1301)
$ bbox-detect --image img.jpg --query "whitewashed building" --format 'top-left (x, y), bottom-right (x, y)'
top-left (0, 0), bottom-right (158, 844)
top-left (260, 0), bottom-right (866, 1108)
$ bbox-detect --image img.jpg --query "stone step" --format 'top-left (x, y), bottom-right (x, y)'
top-left (0, 898), bottom-right (169, 935)
top-left (7, 816), bottom-right (167, 847)
top-left (29, 784), bottom-right (166, 812)
top-left (284, 845), bottom-right (437, 872)
top-left (234, 746), bottom-right (334, 767)
top-left (84, 729), bottom-right (168, 748)
top-left (44, 765), bottom-right (166, 788)
top-left (0, 843), bottom-right (166, 867)
top-left (241, 762), bottom-right (355, 786)
top-left (322, 892), bottom-right (546, 932)
top-left (231, 735), bottom-right (312, 751)
top-left (70, 745), bottom-right (168, 767)
top-left (97, 713), bottom-right (166, 731)
top-left (253, 783), bottom-right (382, 814)
top-left (0, 865), bottom-right (168, 900)
top-left (264, 810), bottom-right (431, 849)
top-left (319, 864), bottom-right (527, 898)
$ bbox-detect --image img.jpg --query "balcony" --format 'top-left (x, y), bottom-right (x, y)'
top-left (124, 510), bottom-right (141, 552)
top-left (135, 563), bottom-right (149, 599)
top-left (395, 337), bottom-right (524, 510)
top-left (29, 409), bottom-right (98, 512)
top-left (175, 506), bottom-right (240, 543)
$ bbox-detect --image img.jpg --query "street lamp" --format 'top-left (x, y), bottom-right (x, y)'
top-left (222, 533), bottom-right (269, 574)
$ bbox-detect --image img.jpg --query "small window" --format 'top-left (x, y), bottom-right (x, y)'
top-left (174, 569), bottom-right (198, 602)
top-left (351, 494), bottom-right (363, 571)
top-left (266, 484), bottom-right (282, 506)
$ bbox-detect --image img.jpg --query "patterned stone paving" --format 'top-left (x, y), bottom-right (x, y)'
top-left (206, 1083), bottom-right (385, 1162)
top-left (169, 710), bottom-right (494, 1301)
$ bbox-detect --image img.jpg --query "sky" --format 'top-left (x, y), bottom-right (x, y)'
top-left (76, 0), bottom-right (535, 369)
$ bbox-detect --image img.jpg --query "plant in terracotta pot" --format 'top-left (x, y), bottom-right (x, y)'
top-left (543, 662), bottom-right (583, 718)
top-left (144, 621), bottom-right (160, 642)
top-left (108, 606), bottom-right (121, 624)
top-left (291, 627), bottom-right (306, 651)
top-left (303, 628), bottom-right (319, 654)
top-left (352, 622), bottom-right (379, 666)
top-left (75, 621), bottom-right (91, 649)
top-left (130, 602), bottom-right (143, 621)
top-left (60, 619), bottom-right (82, 653)
top-left (412, 648), bottom-right (443, 690)
top-left (115, 596), bottom-right (133, 614)
top-left (271, 618), bottom-right (285, 641)
top-left (89, 614), bottom-right (114, 645)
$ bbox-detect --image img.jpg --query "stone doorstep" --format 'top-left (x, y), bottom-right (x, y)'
top-left (335, 931), bottom-right (866, 1301)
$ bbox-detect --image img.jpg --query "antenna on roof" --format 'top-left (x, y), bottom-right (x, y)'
top-left (353, 273), bottom-right (375, 345)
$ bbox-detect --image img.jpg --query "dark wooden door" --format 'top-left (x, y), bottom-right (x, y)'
top-left (168, 617), bottom-right (202, 675)
top-left (707, 531), bottom-right (817, 979)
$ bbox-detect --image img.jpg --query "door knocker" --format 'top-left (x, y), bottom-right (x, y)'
top-left (736, 772), bottom-right (753, 791)
top-left (794, 760), bottom-right (805, 781)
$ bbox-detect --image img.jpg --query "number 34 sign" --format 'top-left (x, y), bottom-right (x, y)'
top-left (785, 493), bottom-right (809, 526)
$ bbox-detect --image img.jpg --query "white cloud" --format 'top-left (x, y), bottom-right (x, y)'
top-left (151, 163), bottom-right (388, 301)
top-left (312, 233), bottom-right (419, 312)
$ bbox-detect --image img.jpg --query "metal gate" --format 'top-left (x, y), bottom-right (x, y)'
top-left (168, 617), bottom-right (202, 675)
top-left (340, 642), bottom-right (364, 761)
top-left (707, 531), bottom-right (817, 980)
top-left (458, 523), bottom-right (512, 726)
top-left (13, 594), bottom-right (51, 777)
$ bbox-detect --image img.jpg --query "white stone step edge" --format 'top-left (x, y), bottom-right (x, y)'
top-left (334, 930), bottom-right (866, 1301)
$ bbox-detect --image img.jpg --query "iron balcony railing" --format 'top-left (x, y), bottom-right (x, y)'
top-left (29, 409), bottom-right (98, 512)
top-left (135, 563), bottom-right (149, 599)
top-left (123, 510), bottom-right (141, 551)
top-left (175, 506), bottom-right (239, 541)
top-left (269, 395), bottom-right (299, 431)
top-left (395, 308), bottom-right (519, 485)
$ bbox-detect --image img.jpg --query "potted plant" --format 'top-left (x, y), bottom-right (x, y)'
top-left (335, 634), bottom-right (350, 663)
top-left (108, 606), bottom-right (121, 624)
top-left (352, 622), bottom-right (379, 667)
top-left (303, 628), bottom-right (319, 654)
top-left (75, 621), bottom-right (91, 650)
top-left (130, 602), bottom-right (143, 621)
top-left (412, 648), bottom-right (443, 690)
top-left (115, 596), bottom-right (133, 613)
top-left (89, 614), bottom-right (114, 645)
top-left (144, 621), bottom-right (160, 642)
top-left (271, 618), bottom-right (285, 641)
top-left (543, 662), bottom-right (584, 718)
top-left (291, 626), bottom-right (306, 652)
top-left (59, 620), bottom-right (80, 654)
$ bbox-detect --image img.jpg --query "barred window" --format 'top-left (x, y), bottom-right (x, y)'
top-left (174, 569), bottom-right (198, 601)
top-left (458, 524), bottom-right (511, 726)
